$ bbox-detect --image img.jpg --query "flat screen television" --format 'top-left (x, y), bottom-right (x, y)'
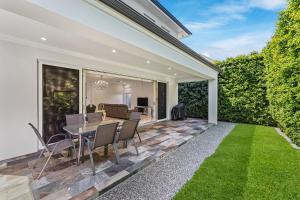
top-left (137, 97), bottom-right (148, 107)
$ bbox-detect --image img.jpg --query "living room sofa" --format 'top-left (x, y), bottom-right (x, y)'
top-left (99, 103), bottom-right (131, 119)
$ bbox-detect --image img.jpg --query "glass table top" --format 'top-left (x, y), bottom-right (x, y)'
top-left (63, 120), bottom-right (123, 135)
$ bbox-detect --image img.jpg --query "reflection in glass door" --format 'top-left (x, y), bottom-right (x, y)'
top-left (157, 82), bottom-right (167, 120)
top-left (42, 64), bottom-right (80, 142)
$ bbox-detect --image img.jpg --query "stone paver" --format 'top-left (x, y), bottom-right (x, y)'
top-left (97, 122), bottom-right (235, 200)
top-left (0, 119), bottom-right (209, 200)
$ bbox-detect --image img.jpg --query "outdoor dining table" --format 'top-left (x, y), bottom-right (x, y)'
top-left (63, 119), bottom-right (123, 165)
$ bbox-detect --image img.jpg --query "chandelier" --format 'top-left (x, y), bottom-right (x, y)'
top-left (94, 75), bottom-right (109, 90)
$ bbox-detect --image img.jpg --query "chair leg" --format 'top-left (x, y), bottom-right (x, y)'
top-left (33, 148), bottom-right (45, 169)
top-left (71, 143), bottom-right (76, 162)
top-left (104, 145), bottom-right (108, 157)
top-left (136, 130), bottom-right (142, 143)
top-left (87, 142), bottom-right (95, 176)
top-left (132, 139), bottom-right (139, 156)
top-left (37, 152), bottom-right (53, 179)
top-left (112, 143), bottom-right (120, 164)
top-left (123, 140), bottom-right (128, 148)
top-left (38, 149), bottom-right (45, 159)
top-left (81, 140), bottom-right (85, 163)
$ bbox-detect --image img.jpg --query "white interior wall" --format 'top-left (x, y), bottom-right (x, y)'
top-left (128, 80), bottom-right (154, 109)
top-left (86, 77), bottom-right (154, 110)
top-left (0, 40), bottom-right (170, 161)
top-left (87, 82), bottom-right (124, 106)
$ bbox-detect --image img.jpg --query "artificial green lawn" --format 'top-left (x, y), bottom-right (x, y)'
top-left (174, 124), bottom-right (300, 200)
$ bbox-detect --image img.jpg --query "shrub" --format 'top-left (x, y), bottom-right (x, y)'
top-left (217, 53), bottom-right (275, 125)
top-left (262, 0), bottom-right (300, 145)
top-left (179, 53), bottom-right (276, 126)
top-left (178, 81), bottom-right (208, 119)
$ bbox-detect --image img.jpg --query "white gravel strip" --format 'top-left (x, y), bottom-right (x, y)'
top-left (97, 122), bottom-right (236, 200)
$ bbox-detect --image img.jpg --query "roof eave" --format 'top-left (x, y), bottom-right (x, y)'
top-left (97, 0), bottom-right (221, 73)
top-left (149, 0), bottom-right (192, 36)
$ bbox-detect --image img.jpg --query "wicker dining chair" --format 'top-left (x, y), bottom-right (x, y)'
top-left (28, 123), bottom-right (76, 179)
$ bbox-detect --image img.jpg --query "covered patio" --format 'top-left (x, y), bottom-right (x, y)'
top-left (0, 119), bottom-right (210, 200)
top-left (0, 0), bottom-right (219, 164)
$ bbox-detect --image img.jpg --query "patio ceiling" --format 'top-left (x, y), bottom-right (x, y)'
top-left (0, 0), bottom-right (214, 82)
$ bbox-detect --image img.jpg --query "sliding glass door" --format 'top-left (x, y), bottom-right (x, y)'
top-left (157, 82), bottom-right (167, 120)
top-left (42, 64), bottom-right (80, 142)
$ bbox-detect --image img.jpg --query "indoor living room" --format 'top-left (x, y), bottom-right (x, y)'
top-left (84, 70), bottom-right (156, 124)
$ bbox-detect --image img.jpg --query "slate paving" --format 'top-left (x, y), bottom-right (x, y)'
top-left (0, 119), bottom-right (209, 200)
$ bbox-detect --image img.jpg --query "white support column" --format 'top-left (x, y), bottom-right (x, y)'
top-left (208, 78), bottom-right (218, 124)
top-left (166, 78), bottom-right (178, 120)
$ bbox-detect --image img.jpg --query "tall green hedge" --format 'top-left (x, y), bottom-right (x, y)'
top-left (217, 53), bottom-right (275, 125)
top-left (179, 53), bottom-right (275, 126)
top-left (262, 0), bottom-right (300, 145)
top-left (178, 81), bottom-right (208, 119)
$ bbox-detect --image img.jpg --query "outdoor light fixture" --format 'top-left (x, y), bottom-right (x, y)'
top-left (146, 60), bottom-right (151, 64)
top-left (94, 75), bottom-right (109, 90)
top-left (112, 49), bottom-right (117, 53)
top-left (40, 37), bottom-right (47, 41)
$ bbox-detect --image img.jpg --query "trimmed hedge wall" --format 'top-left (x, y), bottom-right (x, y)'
top-left (179, 0), bottom-right (298, 145)
top-left (178, 81), bottom-right (208, 119)
top-left (217, 53), bottom-right (275, 125)
top-left (262, 0), bottom-right (300, 145)
top-left (178, 53), bottom-right (275, 126)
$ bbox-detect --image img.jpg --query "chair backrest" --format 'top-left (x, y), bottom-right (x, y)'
top-left (86, 104), bottom-right (96, 113)
top-left (129, 112), bottom-right (141, 120)
top-left (86, 112), bottom-right (102, 123)
top-left (65, 114), bottom-right (84, 126)
top-left (98, 103), bottom-right (104, 110)
top-left (93, 123), bottom-right (119, 149)
top-left (118, 120), bottom-right (139, 141)
top-left (28, 123), bottom-right (49, 152)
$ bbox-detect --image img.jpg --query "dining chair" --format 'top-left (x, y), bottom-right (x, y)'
top-left (28, 123), bottom-right (76, 179)
top-left (117, 120), bottom-right (140, 156)
top-left (86, 112), bottom-right (103, 123)
top-left (86, 104), bottom-right (96, 113)
top-left (65, 113), bottom-right (84, 151)
top-left (129, 112), bottom-right (142, 142)
top-left (65, 114), bottom-right (84, 126)
top-left (98, 103), bottom-right (104, 110)
top-left (85, 122), bottom-right (119, 175)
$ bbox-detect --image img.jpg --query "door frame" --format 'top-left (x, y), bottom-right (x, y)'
top-left (156, 81), bottom-right (168, 122)
top-left (82, 68), bottom-right (158, 123)
top-left (37, 59), bottom-right (83, 149)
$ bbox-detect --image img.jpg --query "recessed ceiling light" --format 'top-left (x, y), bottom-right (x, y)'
top-left (40, 37), bottom-right (47, 41)
top-left (146, 60), bottom-right (151, 64)
top-left (174, 73), bottom-right (177, 76)
top-left (168, 67), bottom-right (172, 70)
top-left (112, 49), bottom-right (117, 53)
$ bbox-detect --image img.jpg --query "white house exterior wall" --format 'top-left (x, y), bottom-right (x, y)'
top-left (0, 40), bottom-right (176, 161)
top-left (0, 0), bottom-right (219, 161)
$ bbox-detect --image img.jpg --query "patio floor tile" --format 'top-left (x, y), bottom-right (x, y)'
top-left (0, 118), bottom-right (209, 199)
